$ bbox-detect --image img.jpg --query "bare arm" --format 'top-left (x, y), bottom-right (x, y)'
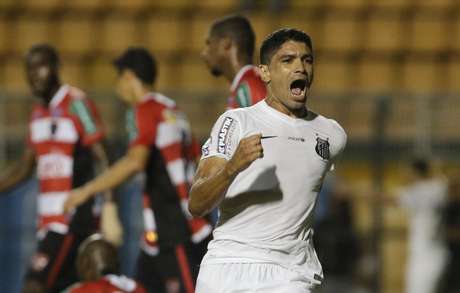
top-left (0, 148), bottom-right (35, 193)
top-left (188, 134), bottom-right (263, 217)
top-left (90, 142), bottom-right (112, 201)
top-left (64, 145), bottom-right (149, 212)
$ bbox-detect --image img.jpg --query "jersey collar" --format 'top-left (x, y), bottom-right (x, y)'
top-left (230, 65), bottom-right (254, 92)
top-left (49, 84), bottom-right (70, 109)
top-left (261, 100), bottom-right (314, 125)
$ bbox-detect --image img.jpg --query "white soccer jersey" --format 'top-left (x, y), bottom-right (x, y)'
top-left (200, 100), bottom-right (347, 284)
top-left (398, 178), bottom-right (449, 293)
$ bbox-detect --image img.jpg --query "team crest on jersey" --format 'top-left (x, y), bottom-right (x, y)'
top-left (218, 117), bottom-right (234, 154)
top-left (315, 135), bottom-right (330, 160)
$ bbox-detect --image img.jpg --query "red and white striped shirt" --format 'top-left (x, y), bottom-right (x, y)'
top-left (127, 93), bottom-right (211, 250)
top-left (28, 85), bottom-right (104, 234)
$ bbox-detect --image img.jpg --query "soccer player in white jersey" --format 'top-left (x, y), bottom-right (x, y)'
top-left (189, 28), bottom-right (347, 292)
top-left (396, 159), bottom-right (448, 293)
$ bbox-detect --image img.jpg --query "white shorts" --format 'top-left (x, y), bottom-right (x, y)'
top-left (195, 262), bottom-right (317, 293)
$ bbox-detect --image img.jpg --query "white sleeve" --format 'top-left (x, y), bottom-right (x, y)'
top-left (201, 113), bottom-right (241, 161)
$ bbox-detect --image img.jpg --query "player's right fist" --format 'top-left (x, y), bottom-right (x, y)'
top-left (227, 134), bottom-right (263, 175)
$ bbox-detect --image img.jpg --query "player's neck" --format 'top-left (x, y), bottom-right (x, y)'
top-left (41, 82), bottom-right (62, 106)
top-left (132, 84), bottom-right (154, 104)
top-left (265, 94), bottom-right (308, 119)
top-left (227, 54), bottom-right (250, 84)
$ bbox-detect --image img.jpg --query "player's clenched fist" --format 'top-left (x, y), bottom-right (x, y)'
top-left (227, 134), bottom-right (263, 175)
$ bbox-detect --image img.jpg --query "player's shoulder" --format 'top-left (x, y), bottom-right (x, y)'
top-left (67, 85), bottom-right (88, 101)
top-left (312, 112), bottom-right (347, 143)
top-left (139, 92), bottom-right (176, 111)
top-left (151, 92), bottom-right (176, 108)
top-left (240, 66), bottom-right (264, 86)
top-left (220, 101), bottom-right (261, 121)
top-left (66, 281), bottom-right (103, 293)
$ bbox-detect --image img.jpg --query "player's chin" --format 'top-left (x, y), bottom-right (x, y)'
top-left (288, 94), bottom-right (307, 107)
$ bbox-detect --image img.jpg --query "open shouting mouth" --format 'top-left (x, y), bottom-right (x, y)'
top-left (290, 79), bottom-right (308, 97)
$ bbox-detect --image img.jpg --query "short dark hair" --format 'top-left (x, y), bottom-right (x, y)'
top-left (411, 158), bottom-right (430, 177)
top-left (26, 43), bottom-right (60, 68)
top-left (113, 47), bottom-right (157, 85)
top-left (210, 15), bottom-right (255, 62)
top-left (260, 28), bottom-right (313, 65)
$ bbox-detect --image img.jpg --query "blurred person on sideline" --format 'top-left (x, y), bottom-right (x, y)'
top-left (443, 170), bottom-right (460, 292)
top-left (189, 28), bottom-right (347, 292)
top-left (396, 158), bottom-right (449, 293)
top-left (65, 234), bottom-right (145, 293)
top-left (0, 44), bottom-right (108, 293)
top-left (201, 14), bottom-right (266, 110)
top-left (314, 175), bottom-right (361, 293)
top-left (63, 48), bottom-right (212, 293)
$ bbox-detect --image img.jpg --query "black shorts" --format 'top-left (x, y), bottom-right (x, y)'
top-left (135, 241), bottom-right (205, 293)
top-left (25, 231), bottom-right (87, 292)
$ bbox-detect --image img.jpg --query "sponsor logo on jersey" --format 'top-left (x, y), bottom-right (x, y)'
top-left (288, 136), bottom-right (305, 142)
top-left (315, 135), bottom-right (330, 160)
top-left (218, 117), bottom-right (234, 154)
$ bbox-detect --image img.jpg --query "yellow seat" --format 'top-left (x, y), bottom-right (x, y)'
top-left (446, 61), bottom-right (460, 92)
top-left (56, 18), bottom-right (96, 55)
top-left (144, 15), bottom-right (183, 53)
top-left (327, 0), bottom-right (368, 10)
top-left (178, 57), bottom-right (226, 92)
top-left (357, 59), bottom-right (395, 92)
top-left (318, 14), bottom-right (361, 52)
top-left (195, 0), bottom-right (235, 11)
top-left (314, 59), bottom-right (350, 93)
top-left (13, 17), bottom-right (55, 55)
top-left (401, 59), bottom-right (440, 93)
top-left (111, 0), bottom-right (151, 13)
top-left (65, 0), bottom-right (108, 12)
top-left (22, 0), bottom-right (64, 13)
top-left (0, 18), bottom-right (13, 55)
top-left (277, 15), bottom-right (321, 47)
top-left (409, 14), bottom-right (447, 51)
top-left (2, 58), bottom-right (28, 94)
top-left (364, 15), bottom-right (406, 52)
top-left (183, 15), bottom-right (217, 53)
top-left (415, 0), bottom-right (454, 9)
top-left (151, 0), bottom-right (191, 10)
top-left (60, 58), bottom-right (87, 89)
top-left (96, 17), bottom-right (141, 54)
top-left (248, 13), bottom-right (277, 47)
top-left (369, 0), bottom-right (413, 10)
top-left (289, 0), bottom-right (324, 10)
top-left (88, 58), bottom-right (118, 90)
top-left (0, 0), bottom-right (19, 11)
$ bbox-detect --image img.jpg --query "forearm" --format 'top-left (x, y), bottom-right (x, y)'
top-left (0, 164), bottom-right (32, 193)
top-left (189, 163), bottom-right (237, 217)
top-left (80, 156), bottom-right (141, 201)
top-left (0, 151), bottom-right (35, 193)
top-left (91, 142), bottom-right (112, 200)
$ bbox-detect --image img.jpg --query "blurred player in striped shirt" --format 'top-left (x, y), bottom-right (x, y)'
top-left (0, 44), bottom-right (109, 292)
top-left (201, 15), bottom-right (266, 109)
top-left (64, 48), bottom-right (211, 293)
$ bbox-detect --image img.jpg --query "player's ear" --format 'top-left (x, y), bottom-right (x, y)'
top-left (258, 64), bottom-right (270, 84)
top-left (221, 37), bottom-right (232, 50)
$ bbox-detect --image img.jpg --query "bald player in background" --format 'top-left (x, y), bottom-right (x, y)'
top-left (66, 234), bottom-right (145, 293)
top-left (201, 14), bottom-right (266, 109)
